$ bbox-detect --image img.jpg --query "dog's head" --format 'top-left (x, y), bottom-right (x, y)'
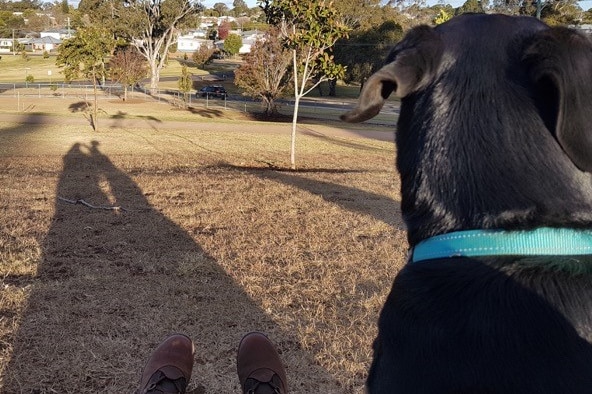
top-left (343, 14), bottom-right (592, 245)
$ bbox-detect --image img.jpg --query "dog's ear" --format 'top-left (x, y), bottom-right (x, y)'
top-left (341, 26), bottom-right (443, 123)
top-left (523, 27), bottom-right (592, 172)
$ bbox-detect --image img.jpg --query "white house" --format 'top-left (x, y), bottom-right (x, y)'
top-left (0, 38), bottom-right (13, 53)
top-left (40, 28), bottom-right (73, 40)
top-left (177, 34), bottom-right (214, 52)
top-left (239, 31), bottom-right (265, 54)
top-left (26, 36), bottom-right (62, 52)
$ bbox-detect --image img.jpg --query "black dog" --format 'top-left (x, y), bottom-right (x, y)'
top-left (342, 14), bottom-right (592, 392)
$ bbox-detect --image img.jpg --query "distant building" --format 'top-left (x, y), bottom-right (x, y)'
top-left (239, 31), bottom-right (265, 54)
top-left (0, 38), bottom-right (13, 53)
top-left (40, 28), bottom-right (74, 40)
top-left (25, 36), bottom-right (62, 52)
top-left (177, 32), bottom-right (214, 52)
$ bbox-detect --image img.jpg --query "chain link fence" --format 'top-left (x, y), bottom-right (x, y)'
top-left (0, 83), bottom-right (397, 126)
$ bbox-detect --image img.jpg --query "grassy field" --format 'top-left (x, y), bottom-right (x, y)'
top-left (0, 53), bottom-right (372, 100)
top-left (0, 97), bottom-right (407, 393)
top-left (0, 53), bottom-right (211, 83)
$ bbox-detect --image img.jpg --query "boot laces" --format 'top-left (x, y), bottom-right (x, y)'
top-left (143, 370), bottom-right (188, 394)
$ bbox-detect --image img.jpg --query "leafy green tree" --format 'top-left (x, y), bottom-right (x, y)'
top-left (84, 1), bottom-right (203, 95)
top-left (434, 8), bottom-right (453, 24)
top-left (540, 0), bottom-right (583, 25)
top-left (177, 64), bottom-right (193, 104)
top-left (332, 0), bottom-right (383, 29)
top-left (334, 20), bottom-right (403, 88)
top-left (232, 0), bottom-right (249, 16)
top-left (223, 33), bottom-right (242, 56)
top-left (213, 2), bottom-right (228, 16)
top-left (109, 46), bottom-right (148, 101)
top-left (234, 27), bottom-right (292, 116)
top-left (261, 0), bottom-right (349, 169)
top-left (456, 0), bottom-right (486, 14)
top-left (56, 26), bottom-right (115, 131)
top-left (60, 0), bottom-right (69, 14)
top-left (0, 11), bottom-right (26, 37)
top-left (0, 0), bottom-right (42, 12)
top-left (489, 0), bottom-right (584, 22)
top-left (78, 0), bottom-right (123, 35)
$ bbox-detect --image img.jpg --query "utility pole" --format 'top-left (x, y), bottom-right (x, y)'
top-left (12, 29), bottom-right (15, 56)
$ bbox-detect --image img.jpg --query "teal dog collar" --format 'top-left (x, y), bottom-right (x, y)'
top-left (411, 227), bottom-right (592, 263)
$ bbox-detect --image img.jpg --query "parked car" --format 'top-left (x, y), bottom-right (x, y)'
top-left (198, 85), bottom-right (227, 99)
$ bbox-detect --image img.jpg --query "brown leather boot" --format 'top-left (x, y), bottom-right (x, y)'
top-left (237, 332), bottom-right (288, 394)
top-left (136, 334), bottom-right (194, 394)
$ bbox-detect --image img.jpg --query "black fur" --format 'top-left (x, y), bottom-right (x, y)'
top-left (342, 14), bottom-right (592, 392)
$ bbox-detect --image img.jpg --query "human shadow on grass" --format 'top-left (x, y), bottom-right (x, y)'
top-left (3, 141), bottom-right (339, 393)
top-left (221, 163), bottom-right (404, 230)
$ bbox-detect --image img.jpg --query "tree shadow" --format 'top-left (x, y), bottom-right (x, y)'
top-left (221, 163), bottom-right (404, 230)
top-left (2, 141), bottom-right (338, 392)
top-left (108, 111), bottom-right (163, 129)
top-left (299, 127), bottom-right (394, 151)
top-left (68, 101), bottom-right (91, 113)
top-left (67, 101), bottom-right (96, 129)
top-left (187, 106), bottom-right (224, 118)
top-left (109, 111), bottom-right (161, 123)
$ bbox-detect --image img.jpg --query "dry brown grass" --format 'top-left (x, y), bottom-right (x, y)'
top-left (0, 99), bottom-right (407, 394)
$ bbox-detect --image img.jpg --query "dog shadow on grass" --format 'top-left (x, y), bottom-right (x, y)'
top-left (3, 141), bottom-right (340, 393)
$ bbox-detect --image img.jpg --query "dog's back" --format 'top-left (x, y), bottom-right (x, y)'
top-left (343, 14), bottom-right (592, 392)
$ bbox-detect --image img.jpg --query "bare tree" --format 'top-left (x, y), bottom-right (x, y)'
top-left (234, 27), bottom-right (291, 116)
top-left (192, 42), bottom-right (216, 69)
top-left (109, 46), bottom-right (148, 101)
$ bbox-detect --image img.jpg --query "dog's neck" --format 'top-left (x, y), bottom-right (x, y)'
top-left (410, 227), bottom-right (592, 263)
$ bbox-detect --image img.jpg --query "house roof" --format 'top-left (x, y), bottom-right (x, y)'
top-left (25, 36), bottom-right (62, 44)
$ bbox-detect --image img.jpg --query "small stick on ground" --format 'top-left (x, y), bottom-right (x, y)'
top-left (58, 196), bottom-right (128, 212)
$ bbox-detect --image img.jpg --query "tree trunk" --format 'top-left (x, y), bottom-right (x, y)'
top-left (291, 95), bottom-right (300, 170)
top-left (149, 64), bottom-right (160, 95)
top-left (328, 79), bottom-right (336, 96)
top-left (92, 74), bottom-right (98, 131)
top-left (291, 48), bottom-right (299, 170)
